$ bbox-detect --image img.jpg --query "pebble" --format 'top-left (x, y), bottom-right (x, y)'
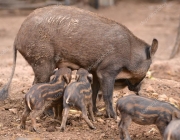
top-left (96, 118), bottom-right (104, 124)
top-left (158, 94), bottom-right (168, 101)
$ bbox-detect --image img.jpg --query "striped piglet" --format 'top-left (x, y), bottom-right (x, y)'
top-left (116, 94), bottom-right (180, 140)
top-left (20, 68), bottom-right (71, 132)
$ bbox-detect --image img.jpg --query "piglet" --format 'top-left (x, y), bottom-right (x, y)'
top-left (60, 68), bottom-right (95, 131)
top-left (20, 68), bottom-right (71, 132)
top-left (164, 112), bottom-right (180, 140)
top-left (116, 94), bottom-right (180, 140)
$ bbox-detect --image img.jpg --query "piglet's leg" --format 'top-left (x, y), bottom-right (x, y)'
top-left (118, 120), bottom-right (124, 140)
top-left (60, 107), bottom-right (70, 132)
top-left (119, 114), bottom-right (132, 140)
top-left (20, 106), bottom-right (31, 129)
top-left (58, 98), bottom-right (64, 121)
top-left (30, 109), bottom-right (43, 133)
top-left (156, 119), bottom-right (167, 136)
top-left (88, 102), bottom-right (95, 122)
top-left (53, 105), bottom-right (59, 120)
top-left (81, 105), bottom-right (96, 129)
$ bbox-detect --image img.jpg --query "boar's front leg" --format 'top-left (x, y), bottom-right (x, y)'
top-left (91, 72), bottom-right (100, 115)
top-left (97, 69), bottom-right (117, 119)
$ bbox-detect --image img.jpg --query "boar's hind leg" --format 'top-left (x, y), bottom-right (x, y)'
top-left (119, 113), bottom-right (132, 140)
top-left (32, 59), bottom-right (55, 84)
top-left (97, 70), bottom-right (116, 119)
top-left (91, 72), bottom-right (100, 115)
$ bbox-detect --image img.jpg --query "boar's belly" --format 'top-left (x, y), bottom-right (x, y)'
top-left (56, 61), bottom-right (80, 70)
top-left (115, 70), bottom-right (132, 79)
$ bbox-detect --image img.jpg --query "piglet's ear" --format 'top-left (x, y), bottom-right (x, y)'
top-left (172, 111), bottom-right (180, 120)
top-left (63, 74), bottom-right (70, 84)
top-left (75, 74), bottom-right (80, 81)
top-left (149, 39), bottom-right (158, 58)
top-left (50, 75), bottom-right (56, 82)
top-left (87, 74), bottom-right (93, 84)
top-left (52, 69), bottom-right (58, 75)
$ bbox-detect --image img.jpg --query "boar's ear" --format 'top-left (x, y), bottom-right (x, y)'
top-left (63, 74), bottom-right (70, 84)
top-left (172, 111), bottom-right (180, 120)
top-left (148, 39), bottom-right (158, 58)
top-left (87, 74), bottom-right (93, 84)
top-left (75, 74), bottom-right (80, 81)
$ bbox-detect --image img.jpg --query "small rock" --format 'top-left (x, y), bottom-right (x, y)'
top-left (100, 133), bottom-right (105, 139)
top-left (151, 93), bottom-right (158, 99)
top-left (146, 71), bottom-right (152, 78)
top-left (46, 126), bottom-right (56, 132)
top-left (110, 124), bottom-right (116, 129)
top-left (146, 85), bottom-right (155, 93)
top-left (169, 97), bottom-right (179, 108)
top-left (97, 118), bottom-right (104, 124)
top-left (0, 107), bottom-right (5, 111)
top-left (123, 93), bottom-right (131, 97)
top-left (158, 94), bottom-right (168, 101)
top-left (9, 108), bottom-right (18, 114)
top-left (71, 120), bottom-right (79, 127)
top-left (21, 89), bottom-right (29, 94)
top-left (148, 127), bottom-right (158, 134)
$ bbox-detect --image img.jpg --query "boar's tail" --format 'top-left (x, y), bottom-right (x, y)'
top-left (0, 45), bottom-right (17, 100)
top-left (26, 95), bottom-right (32, 110)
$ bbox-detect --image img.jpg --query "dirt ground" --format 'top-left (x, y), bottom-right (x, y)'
top-left (0, 0), bottom-right (180, 140)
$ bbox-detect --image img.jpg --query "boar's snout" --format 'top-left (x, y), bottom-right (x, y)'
top-left (126, 79), bottom-right (143, 94)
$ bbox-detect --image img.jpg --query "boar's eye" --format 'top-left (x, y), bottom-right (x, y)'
top-left (145, 47), bottom-right (151, 60)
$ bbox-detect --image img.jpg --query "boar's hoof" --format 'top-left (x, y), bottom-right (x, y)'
top-left (92, 118), bottom-right (95, 122)
top-left (105, 111), bottom-right (117, 119)
top-left (94, 111), bottom-right (103, 117)
top-left (90, 126), bottom-right (96, 130)
top-left (30, 127), bottom-right (40, 133)
top-left (60, 127), bottom-right (65, 132)
top-left (19, 124), bottom-right (25, 130)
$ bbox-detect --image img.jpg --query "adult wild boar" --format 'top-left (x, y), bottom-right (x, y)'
top-left (0, 5), bottom-right (158, 118)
